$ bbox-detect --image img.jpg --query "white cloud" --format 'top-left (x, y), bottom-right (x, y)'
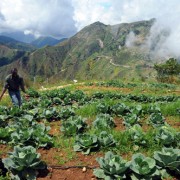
top-left (0, 0), bottom-right (77, 38)
top-left (125, 32), bottom-right (136, 48)
top-left (72, 0), bottom-right (180, 30)
top-left (72, 0), bottom-right (180, 58)
top-left (0, 0), bottom-right (180, 58)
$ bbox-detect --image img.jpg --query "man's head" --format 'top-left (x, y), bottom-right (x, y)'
top-left (11, 68), bottom-right (18, 77)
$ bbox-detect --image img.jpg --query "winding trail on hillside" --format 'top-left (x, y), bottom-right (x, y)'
top-left (39, 82), bottom-right (85, 91)
top-left (36, 56), bottom-right (130, 91)
top-left (97, 55), bottom-right (130, 68)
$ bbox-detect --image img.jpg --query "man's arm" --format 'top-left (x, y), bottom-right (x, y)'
top-left (0, 77), bottom-right (9, 101)
top-left (20, 79), bottom-right (30, 100)
top-left (0, 88), bottom-right (7, 101)
top-left (20, 78), bottom-right (26, 93)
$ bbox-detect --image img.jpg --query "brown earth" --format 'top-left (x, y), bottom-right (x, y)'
top-left (0, 115), bottom-right (179, 180)
top-left (1, 84), bottom-right (179, 180)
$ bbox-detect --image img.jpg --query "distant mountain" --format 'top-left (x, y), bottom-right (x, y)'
top-left (0, 18), bottom-right (168, 83)
top-left (30, 37), bottom-right (67, 48)
top-left (0, 31), bottom-right (35, 43)
top-left (0, 36), bottom-right (35, 51)
top-left (0, 36), bottom-right (34, 68)
top-left (0, 45), bottom-right (28, 67)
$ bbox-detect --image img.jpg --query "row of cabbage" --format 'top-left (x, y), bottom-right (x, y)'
top-left (26, 88), bottom-right (180, 103)
top-left (0, 88), bottom-right (179, 179)
top-left (86, 80), bottom-right (178, 89)
top-left (0, 115), bottom-right (179, 179)
top-left (93, 148), bottom-right (179, 180)
top-left (0, 113), bottom-right (179, 179)
top-left (0, 89), bottom-right (179, 123)
top-left (0, 110), bottom-right (179, 152)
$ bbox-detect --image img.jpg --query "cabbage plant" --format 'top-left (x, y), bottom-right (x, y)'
top-left (60, 116), bottom-right (87, 136)
top-left (26, 89), bottom-right (39, 98)
top-left (155, 126), bottom-right (177, 146)
top-left (149, 113), bottom-right (165, 127)
top-left (8, 106), bottom-right (25, 118)
top-left (69, 90), bottom-right (86, 102)
top-left (147, 104), bottom-right (161, 114)
top-left (0, 115), bottom-right (9, 126)
top-left (0, 127), bottom-right (11, 144)
top-left (111, 103), bottom-right (130, 116)
top-left (128, 124), bottom-right (147, 147)
top-left (0, 105), bottom-right (8, 115)
top-left (73, 134), bottom-right (99, 154)
top-left (153, 147), bottom-right (180, 174)
top-left (9, 120), bottom-right (52, 148)
top-left (93, 151), bottom-right (129, 180)
top-left (93, 114), bottom-right (115, 129)
top-left (130, 105), bottom-right (143, 116)
top-left (39, 98), bottom-right (52, 108)
top-left (98, 131), bottom-right (116, 148)
top-left (26, 108), bottom-right (43, 121)
top-left (130, 153), bottom-right (160, 180)
top-left (2, 146), bottom-right (46, 180)
top-left (60, 107), bottom-right (75, 119)
top-left (0, 158), bottom-right (7, 177)
top-left (177, 108), bottom-right (180, 115)
top-left (96, 102), bottom-right (111, 114)
top-left (52, 97), bottom-right (62, 105)
top-left (43, 107), bottom-right (60, 121)
top-left (123, 113), bottom-right (140, 128)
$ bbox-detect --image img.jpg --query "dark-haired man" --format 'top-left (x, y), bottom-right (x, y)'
top-left (0, 68), bottom-right (26, 107)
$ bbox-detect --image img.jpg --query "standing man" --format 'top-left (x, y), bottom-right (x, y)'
top-left (0, 68), bottom-right (26, 107)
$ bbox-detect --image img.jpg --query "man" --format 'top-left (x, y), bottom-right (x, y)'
top-left (0, 68), bottom-right (26, 107)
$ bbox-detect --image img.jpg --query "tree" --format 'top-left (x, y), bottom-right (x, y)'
top-left (154, 58), bottom-right (180, 83)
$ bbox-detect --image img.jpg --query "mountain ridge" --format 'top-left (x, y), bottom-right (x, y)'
top-left (0, 18), bottom-right (169, 83)
top-left (30, 36), bottom-right (67, 48)
top-left (0, 35), bottom-right (36, 51)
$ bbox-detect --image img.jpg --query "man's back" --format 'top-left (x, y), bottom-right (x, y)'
top-left (5, 74), bottom-right (23, 91)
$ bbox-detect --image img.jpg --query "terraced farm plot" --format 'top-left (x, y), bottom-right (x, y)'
top-left (0, 81), bottom-right (179, 180)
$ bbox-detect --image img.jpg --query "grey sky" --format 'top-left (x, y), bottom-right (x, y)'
top-left (0, 0), bottom-right (180, 58)
top-left (0, 0), bottom-right (76, 38)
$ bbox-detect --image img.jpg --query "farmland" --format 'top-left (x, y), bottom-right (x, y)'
top-left (0, 80), bottom-right (180, 180)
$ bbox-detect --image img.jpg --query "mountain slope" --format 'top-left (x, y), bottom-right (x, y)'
top-left (0, 19), bottom-right (159, 83)
top-left (31, 37), bottom-right (67, 48)
top-left (0, 35), bottom-right (36, 51)
top-left (0, 44), bottom-right (28, 68)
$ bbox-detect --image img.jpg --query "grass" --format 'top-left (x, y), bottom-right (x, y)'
top-left (160, 100), bottom-right (180, 116)
top-left (53, 135), bottom-right (77, 165)
top-left (112, 131), bottom-right (133, 155)
top-left (142, 129), bottom-right (163, 157)
top-left (54, 150), bottom-right (77, 165)
top-left (0, 80), bottom-right (179, 178)
top-left (76, 103), bottom-right (98, 117)
top-left (0, 95), bottom-right (11, 106)
top-left (53, 135), bottom-right (75, 149)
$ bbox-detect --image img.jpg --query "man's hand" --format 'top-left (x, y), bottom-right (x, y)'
top-left (24, 94), bottom-right (30, 100)
top-left (0, 88), bottom-right (7, 102)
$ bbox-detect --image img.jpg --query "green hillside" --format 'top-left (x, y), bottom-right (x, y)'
top-left (0, 35), bottom-right (35, 51)
top-left (31, 37), bottom-right (67, 48)
top-left (0, 19), bottom-right (163, 83)
top-left (0, 45), bottom-right (27, 67)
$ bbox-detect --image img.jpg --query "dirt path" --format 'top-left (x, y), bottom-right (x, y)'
top-left (97, 55), bottom-right (130, 68)
top-left (39, 82), bottom-right (85, 91)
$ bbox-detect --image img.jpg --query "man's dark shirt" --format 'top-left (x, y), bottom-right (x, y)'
top-left (4, 74), bottom-right (25, 92)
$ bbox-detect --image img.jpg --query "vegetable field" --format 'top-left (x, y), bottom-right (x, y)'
top-left (0, 80), bottom-right (180, 180)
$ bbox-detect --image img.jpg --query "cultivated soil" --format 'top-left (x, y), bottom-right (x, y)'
top-left (1, 85), bottom-right (179, 179)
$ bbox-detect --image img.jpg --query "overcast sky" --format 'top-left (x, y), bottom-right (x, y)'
top-left (0, 0), bottom-right (180, 58)
top-left (0, 0), bottom-right (179, 38)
